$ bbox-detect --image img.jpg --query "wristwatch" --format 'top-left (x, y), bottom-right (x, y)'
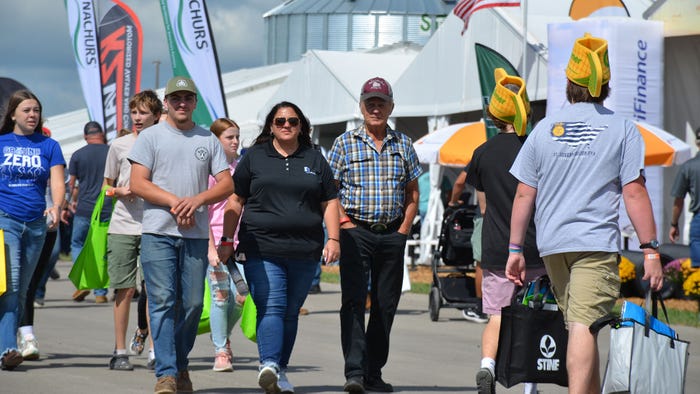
top-left (639, 239), bottom-right (660, 250)
top-left (220, 236), bottom-right (235, 244)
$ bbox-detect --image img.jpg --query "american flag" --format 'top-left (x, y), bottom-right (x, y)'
top-left (453, 0), bottom-right (521, 34)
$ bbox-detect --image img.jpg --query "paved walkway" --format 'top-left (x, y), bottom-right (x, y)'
top-left (3, 260), bottom-right (699, 393)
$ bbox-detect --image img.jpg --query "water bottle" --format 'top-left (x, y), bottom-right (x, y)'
top-left (227, 257), bottom-right (249, 296)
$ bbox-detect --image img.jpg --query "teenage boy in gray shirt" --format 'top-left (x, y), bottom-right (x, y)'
top-left (128, 77), bottom-right (233, 394)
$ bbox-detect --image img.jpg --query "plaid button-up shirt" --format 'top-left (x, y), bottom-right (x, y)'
top-left (328, 125), bottom-right (421, 223)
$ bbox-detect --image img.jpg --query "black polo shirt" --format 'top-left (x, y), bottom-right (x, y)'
top-left (234, 141), bottom-right (337, 261)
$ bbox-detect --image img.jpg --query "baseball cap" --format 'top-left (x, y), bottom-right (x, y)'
top-left (565, 33), bottom-right (610, 98)
top-left (165, 76), bottom-right (197, 96)
top-left (360, 77), bottom-right (393, 102)
top-left (83, 121), bottom-right (103, 135)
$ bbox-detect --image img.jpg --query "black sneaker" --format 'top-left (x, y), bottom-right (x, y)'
top-left (109, 354), bottom-right (133, 371)
top-left (462, 308), bottom-right (488, 324)
top-left (365, 377), bottom-right (393, 392)
top-left (343, 375), bottom-right (365, 393)
top-left (308, 284), bottom-right (321, 294)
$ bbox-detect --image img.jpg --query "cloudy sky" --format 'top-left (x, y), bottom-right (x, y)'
top-left (0, 0), bottom-right (283, 117)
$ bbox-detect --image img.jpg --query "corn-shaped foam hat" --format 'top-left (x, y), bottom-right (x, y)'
top-left (565, 33), bottom-right (610, 97)
top-left (488, 68), bottom-right (530, 136)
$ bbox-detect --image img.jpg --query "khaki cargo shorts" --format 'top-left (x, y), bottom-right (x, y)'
top-left (543, 252), bottom-right (620, 327)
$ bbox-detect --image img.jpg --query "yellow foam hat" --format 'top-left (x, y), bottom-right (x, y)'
top-left (488, 68), bottom-right (530, 136)
top-left (565, 33), bottom-right (610, 97)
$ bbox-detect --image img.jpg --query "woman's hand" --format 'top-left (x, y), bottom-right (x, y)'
top-left (323, 238), bottom-right (340, 264)
top-left (217, 243), bottom-right (233, 265)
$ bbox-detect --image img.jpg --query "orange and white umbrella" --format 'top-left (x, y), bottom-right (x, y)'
top-left (636, 121), bottom-right (691, 167)
top-left (413, 121), bottom-right (487, 167)
top-left (414, 120), bottom-right (689, 168)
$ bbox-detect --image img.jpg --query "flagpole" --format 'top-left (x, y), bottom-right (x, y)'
top-left (522, 0), bottom-right (528, 79)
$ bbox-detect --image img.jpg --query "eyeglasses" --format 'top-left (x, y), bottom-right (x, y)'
top-left (273, 117), bottom-right (300, 127)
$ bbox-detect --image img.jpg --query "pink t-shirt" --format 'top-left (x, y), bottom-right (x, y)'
top-left (208, 159), bottom-right (239, 247)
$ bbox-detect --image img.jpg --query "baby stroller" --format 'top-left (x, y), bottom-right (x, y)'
top-left (428, 204), bottom-right (481, 321)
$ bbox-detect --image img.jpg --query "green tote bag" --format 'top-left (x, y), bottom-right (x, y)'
top-left (69, 186), bottom-right (114, 290)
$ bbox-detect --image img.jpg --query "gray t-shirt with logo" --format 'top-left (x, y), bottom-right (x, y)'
top-left (128, 121), bottom-right (228, 239)
top-left (510, 102), bottom-right (644, 256)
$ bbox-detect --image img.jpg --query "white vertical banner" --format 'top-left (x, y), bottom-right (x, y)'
top-left (65, 0), bottom-right (104, 127)
top-left (546, 19), bottom-right (664, 249)
top-left (159, 0), bottom-right (227, 126)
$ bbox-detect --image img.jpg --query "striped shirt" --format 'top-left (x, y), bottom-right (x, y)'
top-left (328, 125), bottom-right (422, 223)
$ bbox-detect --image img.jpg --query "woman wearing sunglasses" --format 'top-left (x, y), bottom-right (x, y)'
top-left (218, 101), bottom-right (340, 393)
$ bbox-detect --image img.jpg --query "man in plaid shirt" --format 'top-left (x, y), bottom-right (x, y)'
top-left (328, 77), bottom-right (421, 393)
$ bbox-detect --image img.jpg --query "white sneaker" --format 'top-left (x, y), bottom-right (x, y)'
top-left (258, 364), bottom-right (280, 394)
top-left (462, 309), bottom-right (488, 324)
top-left (19, 336), bottom-right (40, 360)
top-left (278, 370), bottom-right (295, 393)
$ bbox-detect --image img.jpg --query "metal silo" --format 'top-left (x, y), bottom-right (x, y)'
top-left (263, 0), bottom-right (456, 64)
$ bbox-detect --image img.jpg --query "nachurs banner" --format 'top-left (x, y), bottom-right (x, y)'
top-left (97, 0), bottom-right (142, 140)
top-left (159, 0), bottom-right (227, 126)
top-left (65, 0), bottom-right (104, 128)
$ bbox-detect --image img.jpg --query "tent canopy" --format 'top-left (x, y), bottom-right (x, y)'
top-left (258, 48), bottom-right (419, 126)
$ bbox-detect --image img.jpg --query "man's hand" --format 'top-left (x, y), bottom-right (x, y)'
top-left (505, 253), bottom-right (526, 286)
top-left (170, 196), bottom-right (204, 229)
top-left (669, 225), bottom-right (679, 243)
top-left (643, 255), bottom-right (664, 291)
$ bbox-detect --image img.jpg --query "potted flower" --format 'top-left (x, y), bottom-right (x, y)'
top-left (619, 256), bottom-right (638, 297)
top-left (664, 259), bottom-right (686, 299)
top-left (682, 270), bottom-right (700, 321)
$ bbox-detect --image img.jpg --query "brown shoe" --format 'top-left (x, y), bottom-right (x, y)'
top-left (299, 307), bottom-right (309, 315)
top-left (0, 350), bottom-right (24, 370)
top-left (95, 295), bottom-right (108, 304)
top-left (154, 375), bottom-right (177, 394)
top-left (72, 289), bottom-right (90, 302)
top-left (177, 370), bottom-right (193, 392)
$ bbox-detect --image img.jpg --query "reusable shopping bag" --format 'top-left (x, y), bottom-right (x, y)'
top-left (197, 277), bottom-right (212, 335)
top-left (595, 293), bottom-right (689, 394)
top-left (0, 229), bottom-right (6, 296)
top-left (69, 186), bottom-right (114, 290)
top-left (496, 275), bottom-right (569, 387)
top-left (240, 293), bottom-right (257, 342)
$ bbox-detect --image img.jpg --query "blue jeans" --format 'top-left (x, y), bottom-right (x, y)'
top-left (141, 234), bottom-right (208, 378)
top-left (71, 214), bottom-right (107, 296)
top-left (690, 214), bottom-right (700, 268)
top-left (244, 256), bottom-right (316, 369)
top-left (207, 261), bottom-right (244, 353)
top-left (0, 210), bottom-right (46, 356)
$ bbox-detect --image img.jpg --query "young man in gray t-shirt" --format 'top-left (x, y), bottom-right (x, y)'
top-left (128, 77), bottom-right (232, 393)
top-left (506, 34), bottom-right (663, 393)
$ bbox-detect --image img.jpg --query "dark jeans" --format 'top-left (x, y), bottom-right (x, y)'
top-left (22, 231), bottom-right (57, 326)
top-left (339, 226), bottom-right (407, 380)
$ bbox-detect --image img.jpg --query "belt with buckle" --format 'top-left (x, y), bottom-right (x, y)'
top-left (350, 217), bottom-right (402, 234)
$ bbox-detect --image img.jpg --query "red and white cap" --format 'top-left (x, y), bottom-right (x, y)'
top-left (360, 77), bottom-right (393, 102)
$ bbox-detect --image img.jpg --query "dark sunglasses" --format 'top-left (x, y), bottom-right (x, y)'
top-left (273, 117), bottom-right (300, 127)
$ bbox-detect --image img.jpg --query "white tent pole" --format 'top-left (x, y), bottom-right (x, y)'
top-left (522, 0), bottom-right (528, 78)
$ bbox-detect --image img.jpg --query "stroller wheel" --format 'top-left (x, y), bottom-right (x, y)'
top-left (429, 286), bottom-right (441, 321)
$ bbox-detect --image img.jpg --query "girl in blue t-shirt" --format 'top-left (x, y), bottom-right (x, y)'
top-left (0, 90), bottom-right (65, 370)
